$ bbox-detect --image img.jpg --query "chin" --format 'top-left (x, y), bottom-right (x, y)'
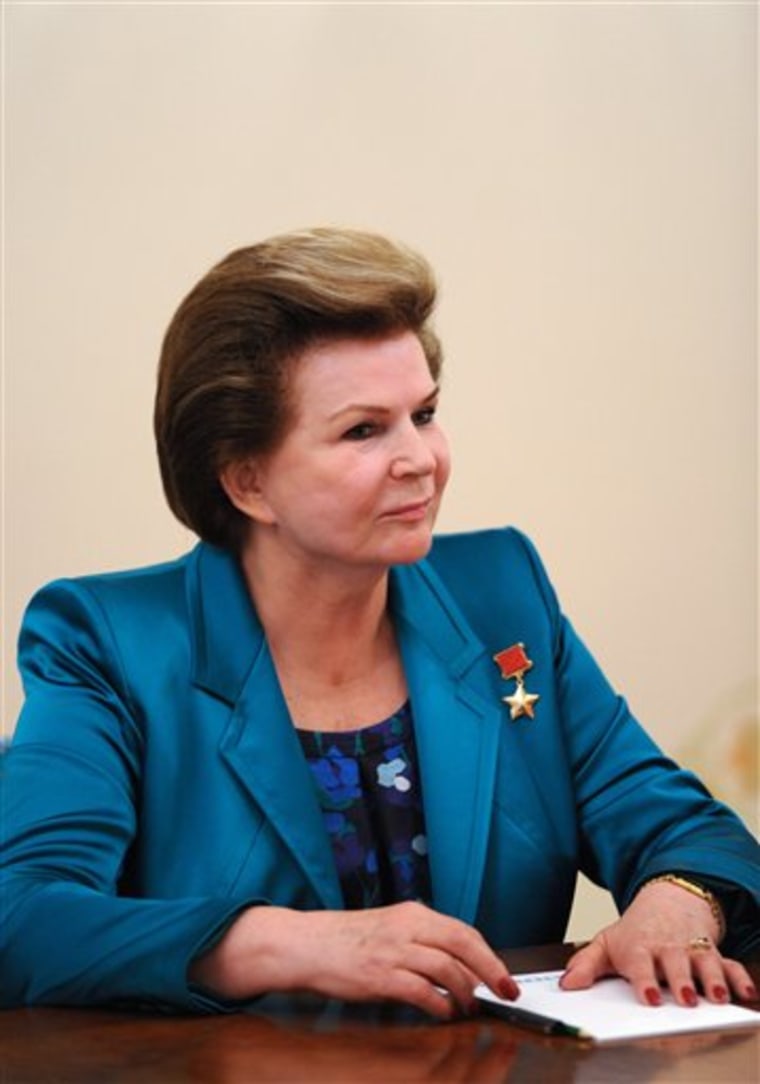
top-left (386, 529), bottom-right (436, 566)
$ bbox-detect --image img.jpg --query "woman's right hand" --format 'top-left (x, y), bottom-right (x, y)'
top-left (189, 901), bottom-right (518, 1019)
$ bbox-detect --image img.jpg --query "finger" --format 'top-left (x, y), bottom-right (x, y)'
top-left (722, 958), bottom-right (759, 1002)
top-left (426, 914), bottom-right (517, 1000)
top-left (659, 941), bottom-right (750, 1007)
top-left (688, 947), bottom-right (732, 1003)
top-left (654, 945), bottom-right (702, 1007)
top-left (388, 970), bottom-right (460, 1020)
top-left (406, 943), bottom-right (481, 1014)
top-left (461, 963), bottom-right (518, 1003)
top-left (690, 952), bottom-right (758, 1004)
top-left (581, 939), bottom-right (665, 1007)
top-left (455, 961), bottom-right (490, 1004)
top-left (559, 937), bottom-right (615, 991)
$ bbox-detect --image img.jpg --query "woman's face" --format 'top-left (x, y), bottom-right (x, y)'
top-left (241, 331), bottom-right (451, 572)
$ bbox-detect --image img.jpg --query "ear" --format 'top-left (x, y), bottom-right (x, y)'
top-left (218, 458), bottom-right (276, 525)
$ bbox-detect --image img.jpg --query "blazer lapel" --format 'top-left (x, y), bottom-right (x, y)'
top-left (187, 543), bottom-right (341, 909)
top-left (391, 561), bottom-right (547, 926)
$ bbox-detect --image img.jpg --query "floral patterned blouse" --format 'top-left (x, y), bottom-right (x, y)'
top-left (297, 702), bottom-right (432, 909)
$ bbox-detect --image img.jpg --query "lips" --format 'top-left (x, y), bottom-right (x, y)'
top-left (382, 497), bottom-right (434, 520)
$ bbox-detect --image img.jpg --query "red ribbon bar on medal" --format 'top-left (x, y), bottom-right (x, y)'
top-left (494, 643), bottom-right (533, 680)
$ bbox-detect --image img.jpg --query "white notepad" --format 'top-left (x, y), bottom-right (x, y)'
top-left (475, 970), bottom-right (760, 1043)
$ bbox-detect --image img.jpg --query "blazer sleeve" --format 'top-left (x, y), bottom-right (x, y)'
top-left (514, 530), bottom-right (760, 954)
top-left (1, 579), bottom-right (258, 1012)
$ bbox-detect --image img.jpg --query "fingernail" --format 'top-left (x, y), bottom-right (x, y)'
top-left (498, 977), bottom-right (518, 1000)
top-left (712, 984), bottom-right (728, 1002)
top-left (645, 986), bottom-right (662, 1006)
top-left (742, 983), bottom-right (758, 1001)
top-left (681, 986), bottom-right (698, 1007)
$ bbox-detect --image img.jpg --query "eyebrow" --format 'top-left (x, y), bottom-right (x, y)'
top-left (327, 386), bottom-right (440, 422)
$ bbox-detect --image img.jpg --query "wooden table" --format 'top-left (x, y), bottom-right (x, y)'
top-left (2, 945), bottom-right (758, 1083)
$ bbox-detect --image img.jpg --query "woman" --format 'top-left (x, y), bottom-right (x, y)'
top-left (2, 228), bottom-right (758, 1017)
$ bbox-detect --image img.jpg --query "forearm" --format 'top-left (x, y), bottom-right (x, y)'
top-left (189, 906), bottom-right (303, 1001)
top-left (189, 901), bottom-right (518, 1019)
top-left (0, 877), bottom-right (255, 1012)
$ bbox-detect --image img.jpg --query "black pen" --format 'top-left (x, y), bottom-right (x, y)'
top-left (477, 997), bottom-right (591, 1040)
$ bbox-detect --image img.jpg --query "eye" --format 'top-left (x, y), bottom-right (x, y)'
top-left (342, 421), bottom-right (379, 442)
top-left (412, 405), bottom-right (437, 427)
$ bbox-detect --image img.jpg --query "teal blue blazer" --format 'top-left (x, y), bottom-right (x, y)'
top-left (2, 528), bottom-right (758, 1011)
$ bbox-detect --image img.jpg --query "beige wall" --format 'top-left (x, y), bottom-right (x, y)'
top-left (4, 3), bottom-right (757, 936)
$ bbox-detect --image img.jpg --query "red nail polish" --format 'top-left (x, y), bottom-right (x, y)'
top-left (712, 984), bottom-right (728, 1002)
top-left (498, 978), bottom-right (517, 1000)
top-left (645, 987), bottom-right (661, 1006)
top-left (743, 983), bottom-right (758, 1001)
top-left (681, 986), bottom-right (698, 1007)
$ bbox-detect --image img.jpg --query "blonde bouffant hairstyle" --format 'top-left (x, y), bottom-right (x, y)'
top-left (154, 227), bottom-right (442, 550)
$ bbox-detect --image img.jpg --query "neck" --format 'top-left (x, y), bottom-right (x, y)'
top-left (238, 533), bottom-right (407, 730)
top-left (238, 533), bottom-right (393, 685)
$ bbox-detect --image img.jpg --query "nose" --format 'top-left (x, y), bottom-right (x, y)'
top-left (389, 420), bottom-right (437, 479)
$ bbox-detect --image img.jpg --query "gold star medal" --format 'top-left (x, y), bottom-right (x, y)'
top-left (493, 643), bottom-right (540, 720)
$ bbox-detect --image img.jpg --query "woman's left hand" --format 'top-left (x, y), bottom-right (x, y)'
top-left (559, 879), bottom-right (758, 1007)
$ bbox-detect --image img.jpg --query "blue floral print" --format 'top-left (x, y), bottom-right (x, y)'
top-left (310, 752), bottom-right (361, 808)
top-left (298, 703), bottom-right (431, 909)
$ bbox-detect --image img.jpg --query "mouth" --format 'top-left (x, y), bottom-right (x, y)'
top-left (382, 497), bottom-right (434, 522)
